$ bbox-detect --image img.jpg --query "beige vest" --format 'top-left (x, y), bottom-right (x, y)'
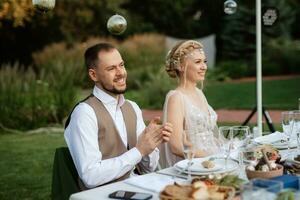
top-left (78, 95), bottom-right (138, 190)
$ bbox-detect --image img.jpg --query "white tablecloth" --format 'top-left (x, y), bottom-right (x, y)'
top-left (69, 166), bottom-right (245, 200)
top-left (69, 148), bottom-right (296, 200)
top-left (69, 173), bottom-right (174, 200)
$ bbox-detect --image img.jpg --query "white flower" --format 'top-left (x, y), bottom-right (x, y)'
top-left (247, 165), bottom-right (255, 171)
top-left (262, 165), bottom-right (269, 172)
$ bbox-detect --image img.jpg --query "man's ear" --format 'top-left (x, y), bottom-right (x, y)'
top-left (88, 68), bottom-right (98, 82)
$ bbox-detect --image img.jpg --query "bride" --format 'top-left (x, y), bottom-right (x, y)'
top-left (159, 40), bottom-right (221, 168)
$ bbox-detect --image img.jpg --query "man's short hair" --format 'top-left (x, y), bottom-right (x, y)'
top-left (84, 43), bottom-right (116, 70)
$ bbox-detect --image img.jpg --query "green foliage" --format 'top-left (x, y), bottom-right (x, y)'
top-left (122, 0), bottom-right (224, 38)
top-left (0, 62), bottom-right (78, 130)
top-left (263, 38), bottom-right (300, 75)
top-left (219, 0), bottom-right (297, 71)
top-left (220, 5), bottom-right (255, 61)
top-left (126, 69), bottom-right (176, 109)
top-left (120, 34), bottom-right (166, 89)
top-left (0, 0), bottom-right (128, 65)
top-left (209, 60), bottom-right (251, 81)
top-left (0, 34), bottom-right (167, 130)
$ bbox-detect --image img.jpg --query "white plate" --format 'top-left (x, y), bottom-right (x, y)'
top-left (175, 158), bottom-right (222, 172)
top-left (271, 141), bottom-right (297, 150)
top-left (174, 158), bottom-right (239, 175)
top-left (287, 157), bottom-right (300, 165)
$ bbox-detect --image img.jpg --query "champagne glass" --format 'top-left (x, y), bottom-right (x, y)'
top-left (282, 111), bottom-right (294, 156)
top-left (218, 126), bottom-right (233, 169)
top-left (182, 129), bottom-right (195, 181)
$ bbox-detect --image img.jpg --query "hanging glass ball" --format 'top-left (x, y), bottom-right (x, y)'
top-left (107, 14), bottom-right (127, 35)
top-left (224, 0), bottom-right (237, 15)
top-left (32, 0), bottom-right (55, 13)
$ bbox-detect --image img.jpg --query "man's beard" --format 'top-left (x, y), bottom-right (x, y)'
top-left (103, 84), bottom-right (127, 95)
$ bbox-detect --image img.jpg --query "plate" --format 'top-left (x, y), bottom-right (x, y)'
top-left (287, 158), bottom-right (300, 165)
top-left (175, 158), bottom-right (222, 172)
top-left (271, 141), bottom-right (297, 150)
top-left (174, 158), bottom-right (239, 175)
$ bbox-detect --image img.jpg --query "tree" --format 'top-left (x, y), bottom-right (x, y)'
top-left (122, 0), bottom-right (224, 38)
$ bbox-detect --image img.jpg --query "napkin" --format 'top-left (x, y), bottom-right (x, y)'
top-left (124, 173), bottom-right (185, 193)
top-left (254, 131), bottom-right (287, 144)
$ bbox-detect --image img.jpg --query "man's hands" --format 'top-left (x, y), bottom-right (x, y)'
top-left (136, 117), bottom-right (173, 157)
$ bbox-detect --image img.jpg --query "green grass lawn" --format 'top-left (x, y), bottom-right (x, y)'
top-left (204, 77), bottom-right (300, 110)
top-left (0, 132), bottom-right (66, 200)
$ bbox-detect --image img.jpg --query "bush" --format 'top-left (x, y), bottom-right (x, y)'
top-left (209, 60), bottom-right (251, 81)
top-left (32, 34), bottom-right (165, 90)
top-left (263, 38), bottom-right (300, 75)
top-left (126, 68), bottom-right (176, 109)
top-left (0, 34), bottom-right (167, 129)
top-left (32, 37), bottom-right (119, 88)
top-left (120, 34), bottom-right (166, 90)
top-left (0, 63), bottom-right (78, 130)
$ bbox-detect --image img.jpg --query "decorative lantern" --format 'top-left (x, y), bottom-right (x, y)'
top-left (107, 14), bottom-right (127, 35)
top-left (32, 0), bottom-right (55, 12)
top-left (224, 0), bottom-right (237, 15)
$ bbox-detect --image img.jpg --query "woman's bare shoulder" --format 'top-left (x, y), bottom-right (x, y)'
top-left (166, 90), bottom-right (183, 106)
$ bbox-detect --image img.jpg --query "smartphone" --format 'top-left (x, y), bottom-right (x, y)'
top-left (108, 190), bottom-right (152, 200)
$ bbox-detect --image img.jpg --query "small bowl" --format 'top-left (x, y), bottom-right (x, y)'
top-left (246, 164), bottom-right (283, 180)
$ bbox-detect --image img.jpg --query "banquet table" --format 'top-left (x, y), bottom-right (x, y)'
top-left (69, 165), bottom-right (246, 200)
top-left (69, 141), bottom-right (295, 200)
top-left (69, 173), bottom-right (166, 200)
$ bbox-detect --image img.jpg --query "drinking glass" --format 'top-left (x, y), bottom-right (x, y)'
top-left (292, 110), bottom-right (300, 155)
top-left (182, 129), bottom-right (195, 181)
top-left (218, 126), bottom-right (233, 169)
top-left (282, 111), bottom-right (295, 156)
top-left (232, 126), bottom-right (251, 148)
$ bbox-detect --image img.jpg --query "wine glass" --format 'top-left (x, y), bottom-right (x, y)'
top-left (182, 129), bottom-right (195, 181)
top-left (218, 126), bottom-right (233, 169)
top-left (292, 110), bottom-right (300, 156)
top-left (232, 126), bottom-right (251, 148)
top-left (282, 111), bottom-right (294, 156)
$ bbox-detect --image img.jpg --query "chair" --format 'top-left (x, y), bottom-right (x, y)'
top-left (51, 147), bottom-right (80, 200)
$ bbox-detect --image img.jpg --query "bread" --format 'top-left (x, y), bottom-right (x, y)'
top-left (208, 187), bottom-right (226, 200)
top-left (190, 187), bottom-right (209, 200)
top-left (202, 160), bottom-right (215, 169)
top-left (163, 184), bottom-right (193, 199)
top-left (160, 181), bottom-right (235, 200)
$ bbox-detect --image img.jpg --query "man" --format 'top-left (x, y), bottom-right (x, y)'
top-left (64, 43), bottom-right (172, 189)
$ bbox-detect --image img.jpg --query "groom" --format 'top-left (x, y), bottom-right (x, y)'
top-left (64, 42), bottom-right (172, 189)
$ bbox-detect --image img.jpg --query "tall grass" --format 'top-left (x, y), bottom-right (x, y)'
top-left (0, 62), bottom-right (78, 130)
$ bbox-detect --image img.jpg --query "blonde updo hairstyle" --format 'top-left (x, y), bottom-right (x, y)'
top-left (165, 40), bottom-right (204, 78)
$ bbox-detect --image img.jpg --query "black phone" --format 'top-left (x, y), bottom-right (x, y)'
top-left (108, 190), bottom-right (152, 200)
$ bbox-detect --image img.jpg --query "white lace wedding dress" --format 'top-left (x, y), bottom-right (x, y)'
top-left (159, 89), bottom-right (220, 168)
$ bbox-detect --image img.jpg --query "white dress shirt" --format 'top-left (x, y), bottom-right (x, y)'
top-left (64, 86), bottom-right (159, 188)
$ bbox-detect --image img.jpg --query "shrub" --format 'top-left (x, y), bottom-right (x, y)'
top-left (210, 60), bottom-right (251, 81)
top-left (126, 68), bottom-right (176, 109)
top-left (0, 63), bottom-right (78, 130)
top-left (263, 38), bottom-right (300, 75)
top-left (120, 34), bottom-right (166, 90)
top-left (0, 34), bottom-right (167, 129)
